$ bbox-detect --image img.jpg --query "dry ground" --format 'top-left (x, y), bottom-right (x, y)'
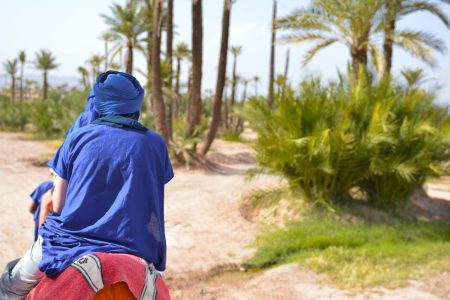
top-left (0, 132), bottom-right (448, 300)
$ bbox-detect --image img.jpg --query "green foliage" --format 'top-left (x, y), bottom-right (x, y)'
top-left (0, 89), bottom-right (87, 138)
top-left (243, 75), bottom-right (450, 208)
top-left (169, 118), bottom-right (202, 168)
top-left (221, 129), bottom-right (242, 142)
top-left (31, 90), bottom-right (86, 138)
top-left (0, 101), bottom-right (31, 131)
top-left (246, 219), bottom-right (450, 288)
top-left (139, 110), bottom-right (155, 130)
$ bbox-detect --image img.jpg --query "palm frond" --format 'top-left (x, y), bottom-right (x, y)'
top-left (393, 30), bottom-right (446, 65)
top-left (400, 1), bottom-right (450, 28)
top-left (302, 39), bottom-right (339, 66)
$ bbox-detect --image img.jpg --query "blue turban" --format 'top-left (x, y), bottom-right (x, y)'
top-left (93, 71), bottom-right (145, 115)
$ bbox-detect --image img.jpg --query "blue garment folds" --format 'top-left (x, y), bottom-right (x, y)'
top-left (29, 181), bottom-right (54, 241)
top-left (65, 90), bottom-right (98, 137)
top-left (39, 124), bottom-right (174, 276)
top-left (91, 112), bottom-right (147, 131)
top-left (93, 71), bottom-right (144, 115)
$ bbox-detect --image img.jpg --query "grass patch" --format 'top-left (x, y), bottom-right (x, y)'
top-left (245, 219), bottom-right (450, 288)
top-left (221, 130), bottom-right (247, 143)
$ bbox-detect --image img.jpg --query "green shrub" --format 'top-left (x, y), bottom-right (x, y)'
top-left (0, 101), bottom-right (32, 131)
top-left (243, 75), bottom-right (450, 208)
top-left (30, 90), bottom-right (86, 138)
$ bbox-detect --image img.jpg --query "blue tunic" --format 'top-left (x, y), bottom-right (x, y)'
top-left (29, 181), bottom-right (54, 241)
top-left (39, 124), bottom-right (174, 276)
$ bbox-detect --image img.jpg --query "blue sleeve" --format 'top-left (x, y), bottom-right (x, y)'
top-left (30, 187), bottom-right (42, 205)
top-left (48, 140), bottom-right (70, 180)
top-left (164, 146), bottom-right (174, 184)
top-left (29, 181), bottom-right (54, 205)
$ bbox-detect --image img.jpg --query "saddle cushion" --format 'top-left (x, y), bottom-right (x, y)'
top-left (26, 252), bottom-right (170, 300)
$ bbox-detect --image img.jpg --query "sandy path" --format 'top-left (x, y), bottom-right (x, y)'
top-left (0, 133), bottom-right (52, 266)
top-left (0, 133), bottom-right (448, 300)
top-left (164, 169), bottom-right (274, 276)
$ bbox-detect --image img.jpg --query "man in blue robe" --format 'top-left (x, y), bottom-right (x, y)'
top-left (0, 71), bottom-right (173, 299)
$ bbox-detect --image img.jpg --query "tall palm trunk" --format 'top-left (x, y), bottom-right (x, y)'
top-left (92, 66), bottom-right (96, 86)
top-left (282, 47), bottom-right (290, 98)
top-left (187, 0), bottom-right (203, 137)
top-left (234, 80), bottom-right (248, 133)
top-left (351, 44), bottom-right (368, 81)
top-left (126, 44), bottom-right (133, 74)
top-left (43, 71), bottom-right (48, 100)
top-left (222, 84), bottom-right (231, 129)
top-left (151, 0), bottom-right (169, 144)
top-left (174, 56), bottom-right (181, 118)
top-left (146, 0), bottom-right (153, 109)
top-left (166, 0), bottom-right (174, 139)
top-left (383, 1), bottom-right (396, 77)
top-left (20, 63), bottom-right (24, 102)
top-left (222, 81), bottom-right (229, 128)
top-left (268, 0), bottom-right (277, 106)
top-left (82, 74), bottom-right (89, 90)
top-left (201, 0), bottom-right (232, 155)
top-left (11, 76), bottom-right (16, 103)
top-left (229, 54), bottom-right (238, 127)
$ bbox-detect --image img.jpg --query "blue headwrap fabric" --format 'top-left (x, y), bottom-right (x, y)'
top-left (93, 71), bottom-right (145, 115)
top-left (92, 112), bottom-right (147, 131)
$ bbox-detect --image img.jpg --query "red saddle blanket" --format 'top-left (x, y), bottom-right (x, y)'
top-left (26, 252), bottom-right (170, 300)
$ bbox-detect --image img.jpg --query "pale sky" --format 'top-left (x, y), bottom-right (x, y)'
top-left (1, 0), bottom-right (450, 105)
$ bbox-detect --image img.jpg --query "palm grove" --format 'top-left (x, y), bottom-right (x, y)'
top-left (1, 0), bottom-right (450, 209)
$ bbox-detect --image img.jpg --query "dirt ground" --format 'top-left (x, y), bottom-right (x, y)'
top-left (0, 132), bottom-right (449, 300)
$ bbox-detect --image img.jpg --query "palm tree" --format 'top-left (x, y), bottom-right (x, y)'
top-left (277, 0), bottom-right (383, 80)
top-left (166, 0), bottom-right (174, 86)
top-left (145, 0), bottom-right (154, 99)
top-left (401, 68), bottom-right (427, 88)
top-left (202, 0), bottom-right (233, 155)
top-left (34, 50), bottom-right (58, 100)
top-left (166, 0), bottom-right (174, 140)
top-left (229, 45), bottom-right (242, 126)
top-left (268, 0), bottom-right (277, 106)
top-left (187, 0), bottom-right (203, 137)
top-left (282, 47), bottom-right (290, 98)
top-left (275, 74), bottom-right (286, 100)
top-left (235, 77), bottom-right (250, 133)
top-left (102, 1), bottom-right (146, 74)
top-left (152, 0), bottom-right (169, 144)
top-left (77, 66), bottom-right (91, 90)
top-left (222, 77), bottom-right (231, 128)
top-left (18, 51), bottom-right (26, 102)
top-left (174, 42), bottom-right (190, 118)
top-left (89, 55), bottom-right (104, 84)
top-left (100, 32), bottom-right (114, 71)
top-left (3, 59), bottom-right (19, 102)
top-left (253, 75), bottom-right (260, 96)
top-left (110, 61), bottom-right (122, 70)
top-left (144, 1), bottom-right (168, 107)
top-left (382, 0), bottom-right (449, 76)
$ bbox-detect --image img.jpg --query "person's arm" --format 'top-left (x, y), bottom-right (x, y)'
top-left (52, 176), bottom-right (68, 214)
top-left (28, 202), bottom-right (37, 214)
top-left (38, 189), bottom-right (53, 226)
